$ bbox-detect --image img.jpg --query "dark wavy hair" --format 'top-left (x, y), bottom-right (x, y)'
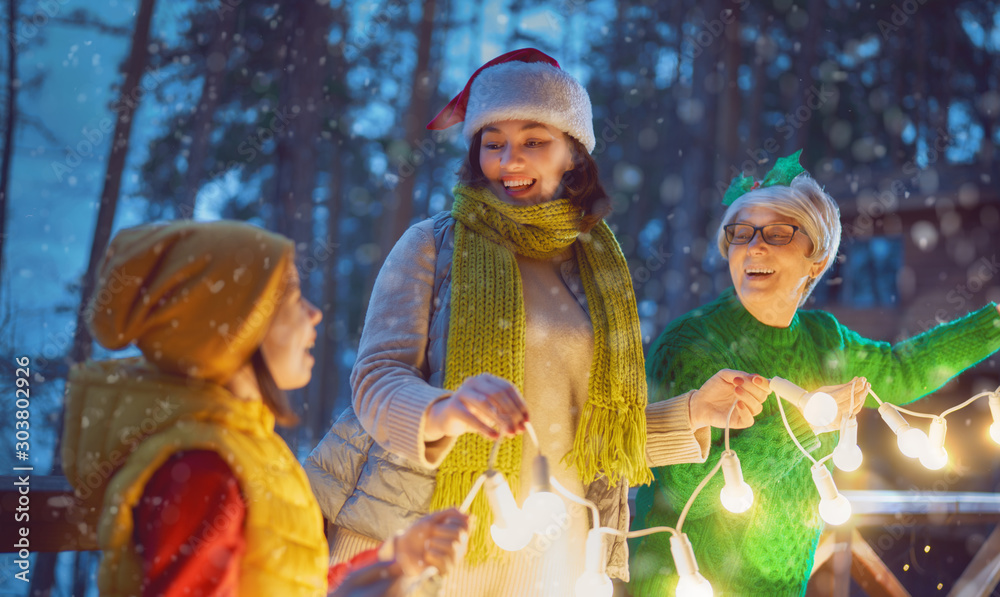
top-left (458, 128), bottom-right (612, 233)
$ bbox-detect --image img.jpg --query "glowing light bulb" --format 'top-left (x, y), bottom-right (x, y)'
top-left (676, 573), bottom-right (715, 597)
top-left (989, 394), bottom-right (1000, 445)
top-left (920, 449), bottom-right (948, 470)
top-left (575, 530), bottom-right (613, 597)
top-left (919, 417), bottom-right (948, 470)
top-left (490, 523), bottom-right (533, 552)
top-left (832, 445), bottom-right (863, 472)
top-left (832, 417), bottom-right (863, 472)
top-left (670, 533), bottom-right (713, 597)
top-left (484, 471), bottom-right (532, 551)
top-left (802, 392), bottom-right (838, 428)
top-left (818, 493), bottom-right (852, 526)
top-left (897, 427), bottom-right (929, 459)
top-left (770, 377), bottom-right (838, 428)
top-left (811, 463), bottom-right (852, 526)
top-left (523, 491), bottom-right (565, 529)
top-left (719, 451), bottom-right (754, 514)
top-left (523, 455), bottom-right (567, 532)
top-left (575, 572), bottom-right (614, 597)
top-left (878, 403), bottom-right (928, 459)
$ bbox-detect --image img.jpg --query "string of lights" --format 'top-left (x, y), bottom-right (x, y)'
top-left (406, 381), bottom-right (1000, 597)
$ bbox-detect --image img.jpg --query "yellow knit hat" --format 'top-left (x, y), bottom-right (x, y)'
top-left (86, 220), bottom-right (295, 384)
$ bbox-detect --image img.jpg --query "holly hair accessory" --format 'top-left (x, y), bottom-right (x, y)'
top-left (723, 149), bottom-right (806, 206)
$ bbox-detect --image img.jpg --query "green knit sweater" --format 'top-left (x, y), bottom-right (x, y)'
top-left (629, 287), bottom-right (1000, 596)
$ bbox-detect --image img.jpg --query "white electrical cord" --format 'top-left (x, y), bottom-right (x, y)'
top-left (774, 387), bottom-right (820, 466)
top-left (940, 390), bottom-right (998, 418)
top-left (870, 385), bottom-right (1000, 420)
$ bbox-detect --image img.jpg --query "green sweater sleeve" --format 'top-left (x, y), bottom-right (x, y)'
top-left (647, 337), bottom-right (824, 523)
top-left (831, 303), bottom-right (1000, 408)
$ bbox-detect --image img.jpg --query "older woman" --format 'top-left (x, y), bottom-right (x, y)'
top-left (306, 49), bottom-right (769, 597)
top-left (628, 152), bottom-right (1000, 596)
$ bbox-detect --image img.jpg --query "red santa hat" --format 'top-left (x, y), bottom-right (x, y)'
top-left (427, 48), bottom-right (596, 153)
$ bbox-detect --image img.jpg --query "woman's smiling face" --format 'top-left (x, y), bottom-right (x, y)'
top-left (479, 120), bottom-right (575, 205)
top-left (728, 205), bottom-right (824, 326)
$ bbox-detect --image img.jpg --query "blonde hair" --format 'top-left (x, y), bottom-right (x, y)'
top-left (716, 173), bottom-right (842, 304)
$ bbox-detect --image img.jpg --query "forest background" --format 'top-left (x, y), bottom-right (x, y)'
top-left (1, 0), bottom-right (999, 594)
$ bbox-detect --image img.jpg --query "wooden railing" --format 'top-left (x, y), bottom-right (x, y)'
top-left (6, 479), bottom-right (999, 597)
top-left (812, 490), bottom-right (1000, 597)
top-left (621, 488), bottom-right (1000, 596)
top-left (0, 475), bottom-right (98, 553)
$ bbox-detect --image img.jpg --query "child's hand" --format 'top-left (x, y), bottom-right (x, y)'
top-left (329, 561), bottom-right (404, 597)
top-left (394, 508), bottom-right (469, 577)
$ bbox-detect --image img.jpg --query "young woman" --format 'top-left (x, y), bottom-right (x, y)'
top-left (60, 220), bottom-right (467, 597)
top-left (629, 153), bottom-right (1000, 596)
top-left (306, 49), bottom-right (768, 596)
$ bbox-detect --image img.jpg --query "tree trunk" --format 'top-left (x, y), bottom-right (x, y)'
top-left (69, 0), bottom-right (157, 366)
top-left (177, 0), bottom-right (239, 219)
top-left (72, 551), bottom-right (90, 596)
top-left (719, 17), bottom-right (743, 176)
top-left (359, 0), bottom-right (437, 323)
top-left (0, 0), bottom-right (18, 277)
top-left (377, 0), bottom-right (436, 261)
top-left (747, 25), bottom-right (766, 160)
top-left (274, 1), bottom-right (333, 453)
top-left (886, 34), bottom-right (905, 166)
top-left (31, 2), bottom-right (156, 593)
top-left (666, 0), bottom-right (721, 316)
top-left (916, 15), bottom-right (927, 160)
top-left (319, 141), bottom-right (343, 426)
top-left (791, 0), bottom-right (824, 153)
top-left (941, 8), bottom-right (956, 134)
top-left (672, 0), bottom-right (686, 55)
top-left (314, 5), bottom-right (349, 435)
top-left (273, 1), bottom-right (331, 247)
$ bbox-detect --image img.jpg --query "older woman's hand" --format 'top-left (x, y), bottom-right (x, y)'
top-left (809, 377), bottom-right (869, 433)
top-left (690, 370), bottom-right (770, 430)
top-left (424, 373), bottom-right (529, 441)
top-left (393, 508), bottom-right (469, 577)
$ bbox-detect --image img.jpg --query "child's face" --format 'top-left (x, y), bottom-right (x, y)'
top-left (260, 270), bottom-right (322, 390)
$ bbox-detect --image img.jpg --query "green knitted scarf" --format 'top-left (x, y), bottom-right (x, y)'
top-left (430, 185), bottom-right (653, 562)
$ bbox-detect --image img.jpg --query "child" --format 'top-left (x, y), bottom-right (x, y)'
top-left (61, 220), bottom-right (467, 596)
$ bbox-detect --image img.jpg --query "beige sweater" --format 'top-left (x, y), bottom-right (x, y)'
top-left (331, 217), bottom-right (710, 595)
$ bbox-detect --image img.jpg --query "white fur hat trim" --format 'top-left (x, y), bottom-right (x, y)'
top-left (461, 61), bottom-right (595, 153)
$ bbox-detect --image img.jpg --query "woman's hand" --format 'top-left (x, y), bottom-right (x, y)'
top-left (394, 508), bottom-right (469, 577)
top-left (809, 376), bottom-right (869, 433)
top-left (690, 370), bottom-right (769, 430)
top-left (424, 373), bottom-right (529, 442)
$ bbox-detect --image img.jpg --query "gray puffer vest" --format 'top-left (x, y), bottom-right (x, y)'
top-left (304, 212), bottom-right (632, 580)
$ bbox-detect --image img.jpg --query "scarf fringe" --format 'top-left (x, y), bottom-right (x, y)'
top-left (564, 401), bottom-right (654, 487)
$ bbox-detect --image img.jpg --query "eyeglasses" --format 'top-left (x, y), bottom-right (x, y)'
top-left (724, 223), bottom-right (806, 246)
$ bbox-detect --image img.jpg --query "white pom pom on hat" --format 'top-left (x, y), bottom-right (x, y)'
top-left (427, 48), bottom-right (596, 153)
